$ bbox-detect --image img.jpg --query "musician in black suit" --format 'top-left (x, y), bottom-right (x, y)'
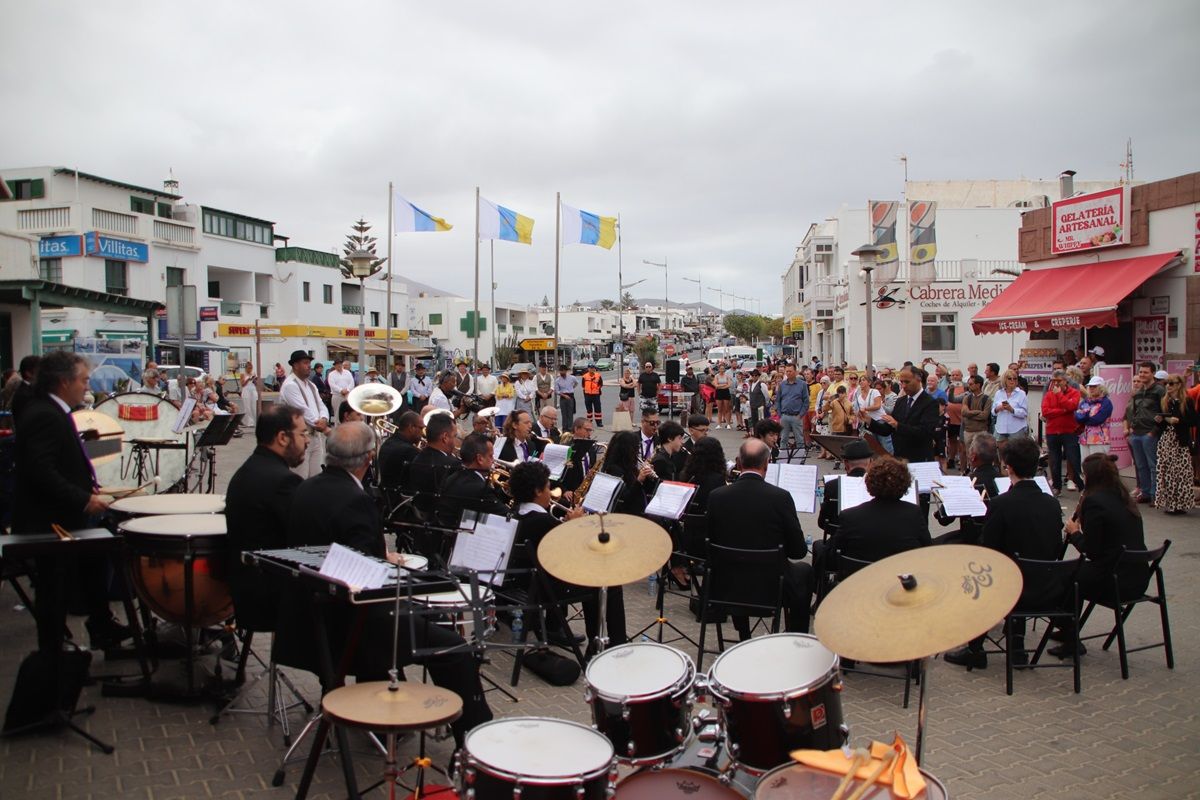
top-left (706, 439), bottom-right (814, 636)
top-left (637, 407), bottom-right (660, 463)
top-left (12, 352), bottom-right (128, 651)
top-left (829, 456), bottom-right (931, 563)
top-left (945, 435), bottom-right (1064, 668)
top-left (408, 412), bottom-right (461, 513)
top-left (280, 422), bottom-right (493, 745)
top-left (816, 439), bottom-right (874, 536)
top-left (534, 406), bottom-right (561, 443)
top-left (497, 409), bottom-right (543, 463)
top-left (510, 461), bottom-right (627, 653)
top-left (601, 431), bottom-right (656, 515)
top-left (560, 418), bottom-right (597, 497)
top-left (671, 415), bottom-right (710, 474)
top-left (435, 433), bottom-right (511, 531)
top-left (932, 433), bottom-right (1003, 546)
top-left (881, 365), bottom-right (940, 463)
top-left (225, 405), bottom-right (306, 631)
top-left (378, 411), bottom-right (423, 489)
top-left (651, 421), bottom-right (685, 481)
top-left (679, 436), bottom-right (727, 557)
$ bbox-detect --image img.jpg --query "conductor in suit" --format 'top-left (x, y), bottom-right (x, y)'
top-left (224, 405), bottom-right (306, 631)
top-left (829, 456), bottom-right (931, 563)
top-left (12, 351), bottom-right (128, 651)
top-left (881, 365), bottom-right (940, 463)
top-left (706, 439), bottom-right (814, 636)
top-left (279, 422), bottom-right (492, 746)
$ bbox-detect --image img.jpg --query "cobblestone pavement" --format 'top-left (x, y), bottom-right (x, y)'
top-left (1, 408), bottom-right (1196, 799)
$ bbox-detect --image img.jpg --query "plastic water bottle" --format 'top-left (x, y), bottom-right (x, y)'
top-left (511, 609), bottom-right (524, 643)
top-left (647, 572), bottom-right (659, 598)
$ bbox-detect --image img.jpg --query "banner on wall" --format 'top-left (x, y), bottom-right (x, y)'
top-left (1098, 365), bottom-right (1134, 469)
top-left (869, 200), bottom-right (900, 283)
top-left (1132, 316), bottom-right (1166, 366)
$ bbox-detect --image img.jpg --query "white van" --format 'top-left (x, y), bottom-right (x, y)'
top-left (705, 345), bottom-right (757, 370)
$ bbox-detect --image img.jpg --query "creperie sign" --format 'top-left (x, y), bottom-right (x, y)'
top-left (1051, 187), bottom-right (1130, 255)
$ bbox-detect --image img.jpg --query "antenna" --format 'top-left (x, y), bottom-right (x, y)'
top-left (1119, 138), bottom-right (1133, 184)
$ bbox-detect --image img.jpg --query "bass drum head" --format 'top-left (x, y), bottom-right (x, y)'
top-left (91, 393), bottom-right (190, 492)
top-left (587, 642), bottom-right (692, 700)
top-left (465, 717), bottom-right (613, 781)
top-left (754, 763), bottom-right (948, 800)
top-left (710, 634), bottom-right (838, 698)
top-left (617, 769), bottom-right (747, 798)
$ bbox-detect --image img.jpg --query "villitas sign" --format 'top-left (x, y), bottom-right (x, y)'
top-left (1051, 187), bottom-right (1130, 255)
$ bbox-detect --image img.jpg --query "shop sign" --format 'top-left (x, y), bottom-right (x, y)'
top-left (908, 282), bottom-right (1004, 309)
top-left (1149, 296), bottom-right (1169, 315)
top-left (84, 232), bottom-right (149, 263)
top-left (1133, 316), bottom-right (1165, 365)
top-left (199, 306), bottom-right (219, 321)
top-left (834, 291), bottom-right (849, 311)
top-left (1018, 347), bottom-right (1058, 388)
top-left (1194, 212), bottom-right (1200, 272)
top-left (520, 337), bottom-right (556, 351)
top-left (1050, 187), bottom-right (1129, 255)
top-left (39, 235), bottom-right (83, 258)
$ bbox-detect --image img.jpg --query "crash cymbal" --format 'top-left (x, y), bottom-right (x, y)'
top-left (538, 513), bottom-right (672, 588)
top-left (73, 409), bottom-right (124, 466)
top-left (814, 545), bottom-right (1022, 663)
top-left (322, 681), bottom-right (463, 731)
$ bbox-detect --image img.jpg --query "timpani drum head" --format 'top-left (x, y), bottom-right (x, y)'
top-left (119, 513), bottom-right (227, 537)
top-left (465, 717), bottom-right (614, 780)
top-left (110, 494), bottom-right (226, 516)
top-left (710, 634), bottom-right (838, 699)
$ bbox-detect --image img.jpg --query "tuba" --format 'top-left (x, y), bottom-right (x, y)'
top-left (348, 383), bottom-right (404, 439)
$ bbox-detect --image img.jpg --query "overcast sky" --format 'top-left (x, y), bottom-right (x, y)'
top-left (5, 2), bottom-right (1197, 314)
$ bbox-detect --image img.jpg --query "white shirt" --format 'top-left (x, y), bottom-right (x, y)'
top-left (280, 373), bottom-right (328, 427)
top-left (430, 386), bottom-right (453, 411)
top-left (518, 502), bottom-right (547, 516)
top-left (515, 378), bottom-right (537, 403)
top-left (407, 374), bottom-right (432, 400)
top-left (992, 386), bottom-right (1028, 435)
top-left (327, 368), bottom-right (355, 396)
top-left (852, 387), bottom-right (884, 420)
top-left (640, 433), bottom-right (656, 459)
top-left (474, 373), bottom-right (498, 398)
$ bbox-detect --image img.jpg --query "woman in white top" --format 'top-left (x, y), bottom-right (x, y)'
top-left (991, 369), bottom-right (1029, 441)
top-left (851, 373), bottom-right (883, 430)
top-left (240, 361), bottom-right (258, 428)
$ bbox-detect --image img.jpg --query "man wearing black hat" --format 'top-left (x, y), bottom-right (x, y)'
top-left (816, 439), bottom-right (874, 537)
top-left (279, 349), bottom-right (329, 478)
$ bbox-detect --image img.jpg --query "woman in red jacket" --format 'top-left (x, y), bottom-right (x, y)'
top-left (1042, 368), bottom-right (1082, 496)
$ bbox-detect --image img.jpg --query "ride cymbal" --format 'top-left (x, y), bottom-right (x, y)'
top-left (814, 545), bottom-right (1022, 663)
top-left (322, 681), bottom-right (463, 731)
top-left (538, 513), bottom-right (671, 587)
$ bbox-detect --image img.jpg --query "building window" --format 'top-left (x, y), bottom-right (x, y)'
top-left (201, 209), bottom-right (274, 244)
top-left (389, 313), bottom-right (398, 329)
top-left (157, 202), bottom-right (172, 219)
top-left (208, 280), bottom-right (221, 298)
top-left (428, 313), bottom-right (443, 325)
top-left (302, 281), bottom-right (311, 302)
top-left (166, 266), bottom-right (184, 287)
top-left (370, 312), bottom-right (380, 327)
top-left (261, 305), bottom-right (270, 319)
top-left (130, 196), bottom-right (155, 214)
top-left (105, 260), bottom-right (128, 296)
top-left (39, 257), bottom-right (62, 283)
top-left (5, 178), bottom-right (44, 200)
top-left (322, 285), bottom-right (333, 304)
top-left (921, 312), bottom-right (956, 351)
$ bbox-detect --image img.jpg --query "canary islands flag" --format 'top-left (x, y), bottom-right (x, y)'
top-left (561, 202), bottom-right (617, 249)
top-left (394, 194), bottom-right (453, 233)
top-left (478, 196), bottom-right (534, 244)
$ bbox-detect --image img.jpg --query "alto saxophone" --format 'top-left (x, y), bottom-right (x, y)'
top-left (573, 442), bottom-right (608, 503)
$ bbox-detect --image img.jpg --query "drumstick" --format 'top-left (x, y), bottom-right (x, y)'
top-left (829, 748), bottom-right (871, 800)
top-left (844, 749), bottom-right (897, 800)
top-left (51, 523), bottom-right (75, 541)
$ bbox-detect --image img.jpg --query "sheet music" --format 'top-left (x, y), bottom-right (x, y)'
top-left (994, 476), bottom-right (1054, 496)
top-left (935, 486), bottom-right (988, 517)
top-left (644, 481), bottom-right (697, 520)
top-left (450, 512), bottom-right (517, 587)
top-left (907, 461), bottom-right (944, 493)
top-left (839, 475), bottom-right (918, 511)
top-left (493, 436), bottom-right (508, 461)
top-left (540, 443), bottom-right (571, 481)
top-left (319, 543), bottom-right (389, 591)
top-left (933, 475), bottom-right (976, 491)
top-left (768, 463), bottom-right (819, 514)
top-left (173, 398), bottom-right (196, 434)
top-left (582, 472), bottom-right (623, 513)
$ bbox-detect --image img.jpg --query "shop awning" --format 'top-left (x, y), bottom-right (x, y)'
top-left (41, 329), bottom-right (75, 344)
top-left (971, 252), bottom-right (1179, 335)
top-left (326, 337), bottom-right (431, 357)
top-left (157, 339), bottom-right (229, 352)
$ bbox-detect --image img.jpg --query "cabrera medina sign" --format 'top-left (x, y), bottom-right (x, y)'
top-left (84, 232), bottom-right (149, 263)
top-left (1051, 187), bottom-right (1130, 255)
top-left (908, 282), bottom-right (1003, 309)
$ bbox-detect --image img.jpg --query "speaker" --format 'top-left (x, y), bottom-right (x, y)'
top-left (665, 358), bottom-right (681, 383)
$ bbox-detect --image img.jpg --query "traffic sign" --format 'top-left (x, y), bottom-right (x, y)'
top-left (520, 337), bottom-right (556, 351)
top-left (664, 343), bottom-right (677, 356)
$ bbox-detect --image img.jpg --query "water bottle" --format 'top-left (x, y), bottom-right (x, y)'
top-left (647, 572), bottom-right (659, 598)
top-left (511, 609), bottom-right (524, 643)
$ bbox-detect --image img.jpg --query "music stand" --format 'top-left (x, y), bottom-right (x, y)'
top-left (812, 434), bottom-right (864, 469)
top-left (190, 414), bottom-right (243, 493)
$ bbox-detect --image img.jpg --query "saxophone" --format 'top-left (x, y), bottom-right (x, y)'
top-left (573, 442), bottom-right (608, 505)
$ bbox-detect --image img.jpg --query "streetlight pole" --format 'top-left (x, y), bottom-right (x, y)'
top-left (851, 244), bottom-right (886, 381)
top-left (347, 249), bottom-right (377, 384)
top-left (643, 258), bottom-right (667, 332)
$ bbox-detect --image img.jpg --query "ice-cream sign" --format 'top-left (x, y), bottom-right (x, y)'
top-left (1051, 187), bottom-right (1130, 255)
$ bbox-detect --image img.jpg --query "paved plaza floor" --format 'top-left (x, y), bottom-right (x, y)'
top-left (1, 411), bottom-right (1196, 799)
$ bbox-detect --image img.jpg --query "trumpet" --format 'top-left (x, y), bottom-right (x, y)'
top-left (487, 458), bottom-right (522, 496)
top-left (548, 497), bottom-right (577, 520)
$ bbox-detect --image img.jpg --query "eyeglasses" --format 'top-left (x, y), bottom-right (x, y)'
top-left (644, 420), bottom-right (660, 427)
top-left (1167, 380), bottom-right (1181, 386)
top-left (690, 426), bottom-right (709, 433)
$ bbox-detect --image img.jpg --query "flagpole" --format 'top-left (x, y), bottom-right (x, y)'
top-left (553, 191), bottom-right (561, 372)
top-left (617, 213), bottom-right (624, 359)
top-left (385, 181), bottom-right (394, 368)
top-left (489, 240), bottom-right (495, 367)
top-left (474, 186), bottom-right (481, 366)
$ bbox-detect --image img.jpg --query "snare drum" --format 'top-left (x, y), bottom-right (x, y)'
top-left (754, 762), bottom-right (948, 799)
top-left (110, 493), bottom-right (226, 516)
top-left (460, 717), bottom-right (616, 800)
top-left (411, 586), bottom-right (495, 639)
top-left (707, 634), bottom-right (846, 774)
top-left (118, 513), bottom-right (233, 627)
top-left (586, 642), bottom-right (696, 764)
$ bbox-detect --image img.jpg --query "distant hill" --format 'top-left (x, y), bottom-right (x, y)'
top-left (577, 298), bottom-right (754, 315)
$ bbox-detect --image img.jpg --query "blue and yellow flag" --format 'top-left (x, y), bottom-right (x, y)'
top-left (479, 196), bottom-right (533, 244)
top-left (561, 201), bottom-right (616, 249)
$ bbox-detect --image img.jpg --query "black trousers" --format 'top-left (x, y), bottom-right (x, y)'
top-left (731, 561), bottom-right (815, 638)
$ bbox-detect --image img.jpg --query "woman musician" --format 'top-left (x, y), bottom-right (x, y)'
top-left (679, 436), bottom-right (729, 561)
top-left (601, 431), bottom-right (657, 515)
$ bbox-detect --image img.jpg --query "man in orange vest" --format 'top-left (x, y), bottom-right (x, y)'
top-left (582, 363), bottom-right (604, 428)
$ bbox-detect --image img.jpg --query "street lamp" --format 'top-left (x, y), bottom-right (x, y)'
top-left (851, 243), bottom-right (886, 381)
top-left (618, 277), bottom-right (646, 358)
top-left (681, 275), bottom-right (701, 322)
top-left (347, 247), bottom-right (376, 384)
top-left (643, 258), bottom-right (668, 333)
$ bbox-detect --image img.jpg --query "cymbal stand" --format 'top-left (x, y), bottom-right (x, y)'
top-left (593, 513), bottom-right (612, 654)
top-left (915, 656), bottom-right (929, 764)
top-left (629, 561), bottom-right (698, 649)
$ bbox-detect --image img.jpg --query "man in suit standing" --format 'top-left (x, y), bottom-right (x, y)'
top-left (880, 365), bottom-right (939, 463)
top-left (281, 422), bottom-right (492, 746)
top-left (944, 435), bottom-right (1064, 669)
top-left (13, 351), bottom-right (128, 650)
top-left (225, 405), bottom-right (306, 631)
top-left (706, 439), bottom-right (814, 636)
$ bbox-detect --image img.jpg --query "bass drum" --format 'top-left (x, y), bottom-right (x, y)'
top-left (91, 393), bottom-right (191, 492)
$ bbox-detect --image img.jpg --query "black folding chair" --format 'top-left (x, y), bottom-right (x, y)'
top-left (695, 543), bottom-right (784, 671)
top-left (1078, 539), bottom-right (1173, 680)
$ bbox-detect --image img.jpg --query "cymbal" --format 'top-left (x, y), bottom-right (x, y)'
top-left (73, 409), bottom-right (124, 466)
top-left (322, 681), bottom-right (463, 731)
top-left (814, 545), bottom-right (1022, 663)
top-left (538, 513), bottom-right (672, 587)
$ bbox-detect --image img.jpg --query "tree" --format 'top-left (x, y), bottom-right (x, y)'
top-left (633, 335), bottom-right (658, 367)
top-left (724, 313), bottom-right (763, 343)
top-left (761, 316), bottom-right (784, 340)
top-left (541, 294), bottom-right (550, 307)
top-left (599, 299), bottom-right (614, 310)
top-left (338, 218), bottom-right (387, 279)
top-left (621, 291), bottom-right (636, 310)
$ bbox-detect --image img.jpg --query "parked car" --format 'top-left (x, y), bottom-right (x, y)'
top-left (594, 357), bottom-right (615, 371)
top-left (656, 382), bottom-right (691, 416)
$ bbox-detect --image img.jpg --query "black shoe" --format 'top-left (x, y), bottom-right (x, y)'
top-left (86, 616), bottom-right (133, 651)
top-left (547, 630), bottom-right (585, 648)
top-left (1047, 628), bottom-right (1068, 643)
top-left (1048, 641), bottom-right (1086, 659)
top-left (943, 646), bottom-right (987, 670)
top-left (1010, 650), bottom-right (1030, 668)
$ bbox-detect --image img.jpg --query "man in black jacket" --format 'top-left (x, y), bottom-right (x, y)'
top-left (409, 412), bottom-right (461, 510)
top-left (280, 422), bottom-right (492, 745)
top-left (828, 456), bottom-right (931, 563)
top-left (944, 436), bottom-right (1063, 669)
top-left (882, 365), bottom-right (940, 463)
top-left (378, 411), bottom-right (423, 489)
top-left (816, 439), bottom-right (874, 535)
top-left (225, 405), bottom-right (306, 631)
top-left (435, 433), bottom-right (510, 531)
top-left (706, 439), bottom-right (814, 636)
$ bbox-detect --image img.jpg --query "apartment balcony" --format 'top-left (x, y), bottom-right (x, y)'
top-left (14, 204), bottom-right (198, 251)
top-left (17, 206), bottom-right (72, 232)
top-left (342, 304), bottom-right (364, 316)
